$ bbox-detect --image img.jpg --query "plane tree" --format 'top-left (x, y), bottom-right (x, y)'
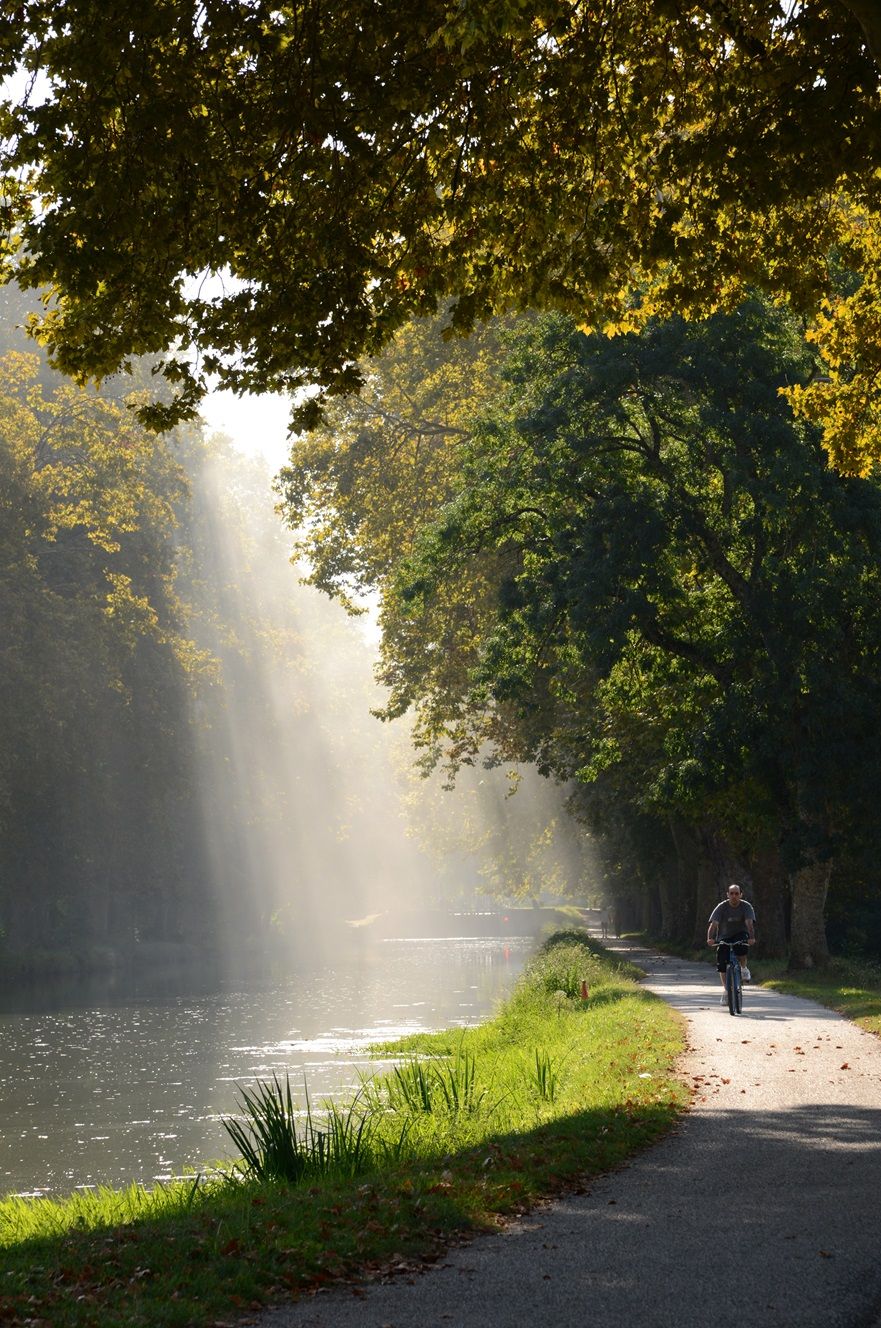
top-left (0, 344), bottom-right (211, 952)
top-left (282, 302), bottom-right (881, 965)
top-left (1, 1), bottom-right (880, 459)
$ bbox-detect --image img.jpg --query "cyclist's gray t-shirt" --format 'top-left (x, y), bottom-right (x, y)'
top-left (708, 899), bottom-right (756, 940)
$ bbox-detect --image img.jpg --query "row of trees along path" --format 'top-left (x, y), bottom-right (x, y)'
top-left (278, 303), bottom-right (881, 972)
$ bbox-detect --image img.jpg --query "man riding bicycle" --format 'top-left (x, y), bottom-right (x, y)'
top-left (707, 884), bottom-right (756, 1003)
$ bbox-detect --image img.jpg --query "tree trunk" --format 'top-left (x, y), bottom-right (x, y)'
top-left (691, 825), bottom-right (748, 946)
top-left (639, 880), bottom-right (661, 934)
top-left (788, 858), bottom-right (831, 968)
top-left (664, 817), bottom-right (699, 941)
top-left (692, 845), bottom-right (719, 948)
top-left (748, 841), bottom-right (788, 959)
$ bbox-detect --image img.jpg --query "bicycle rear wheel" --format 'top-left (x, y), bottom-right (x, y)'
top-left (726, 962), bottom-right (738, 1016)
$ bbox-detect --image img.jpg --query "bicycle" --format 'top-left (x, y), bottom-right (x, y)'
top-left (717, 936), bottom-right (753, 1016)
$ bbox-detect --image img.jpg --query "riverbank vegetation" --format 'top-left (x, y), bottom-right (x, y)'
top-left (0, 933), bottom-right (686, 1328)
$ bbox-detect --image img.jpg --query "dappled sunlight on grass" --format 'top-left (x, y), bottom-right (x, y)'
top-left (760, 957), bottom-right (881, 1037)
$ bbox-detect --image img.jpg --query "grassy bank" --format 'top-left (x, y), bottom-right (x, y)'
top-left (758, 956), bottom-right (881, 1036)
top-left (0, 931), bottom-right (687, 1328)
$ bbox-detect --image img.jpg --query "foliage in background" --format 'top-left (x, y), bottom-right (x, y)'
top-left (278, 314), bottom-right (510, 611)
top-left (0, 288), bottom-right (593, 970)
top-left (0, 319), bottom-right (210, 959)
top-left (394, 757), bottom-right (597, 904)
top-left (281, 303), bottom-right (881, 967)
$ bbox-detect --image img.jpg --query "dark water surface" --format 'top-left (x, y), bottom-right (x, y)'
top-left (0, 936), bottom-right (531, 1197)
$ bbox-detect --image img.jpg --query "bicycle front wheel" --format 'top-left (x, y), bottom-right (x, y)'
top-left (734, 964), bottom-right (742, 1014)
top-left (726, 962), bottom-right (738, 1016)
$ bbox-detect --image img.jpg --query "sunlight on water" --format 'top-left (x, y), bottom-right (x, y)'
top-left (0, 436), bottom-right (589, 1201)
top-left (0, 936), bottom-right (531, 1197)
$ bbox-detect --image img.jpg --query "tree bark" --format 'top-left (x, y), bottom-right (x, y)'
top-left (639, 880), bottom-right (661, 935)
top-left (690, 825), bottom-right (748, 946)
top-left (788, 858), bottom-right (831, 968)
top-left (747, 841), bottom-right (788, 959)
top-left (692, 844), bottom-right (720, 948)
top-left (664, 817), bottom-right (699, 941)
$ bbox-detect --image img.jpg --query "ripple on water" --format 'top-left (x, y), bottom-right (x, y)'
top-left (0, 935), bottom-right (532, 1195)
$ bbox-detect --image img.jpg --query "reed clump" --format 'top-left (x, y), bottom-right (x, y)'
top-left (222, 1077), bottom-right (375, 1184)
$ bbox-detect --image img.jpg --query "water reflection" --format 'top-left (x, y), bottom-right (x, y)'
top-left (0, 936), bottom-right (530, 1197)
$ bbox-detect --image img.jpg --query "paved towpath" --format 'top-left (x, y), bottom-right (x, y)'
top-left (256, 941), bottom-right (881, 1328)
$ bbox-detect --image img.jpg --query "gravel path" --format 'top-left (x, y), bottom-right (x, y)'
top-left (255, 942), bottom-right (881, 1328)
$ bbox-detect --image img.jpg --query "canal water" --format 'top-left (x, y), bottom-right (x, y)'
top-left (0, 935), bottom-right (531, 1197)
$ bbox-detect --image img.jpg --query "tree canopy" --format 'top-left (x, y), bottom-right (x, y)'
top-left (279, 301), bottom-right (881, 964)
top-left (2, 1), bottom-right (881, 449)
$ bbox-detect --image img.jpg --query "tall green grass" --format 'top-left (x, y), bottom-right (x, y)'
top-left (222, 932), bottom-right (660, 1188)
top-left (376, 1047), bottom-right (490, 1116)
top-left (0, 1174), bottom-right (205, 1246)
top-left (0, 931), bottom-right (686, 1328)
top-left (223, 1076), bottom-right (376, 1183)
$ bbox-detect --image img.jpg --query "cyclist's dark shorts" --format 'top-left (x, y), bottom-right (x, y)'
top-left (716, 933), bottom-right (750, 971)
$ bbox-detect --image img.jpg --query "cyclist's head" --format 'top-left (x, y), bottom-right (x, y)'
top-left (727, 884), bottom-right (742, 899)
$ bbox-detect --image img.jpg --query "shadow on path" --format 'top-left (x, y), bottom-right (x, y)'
top-left (258, 937), bottom-right (881, 1328)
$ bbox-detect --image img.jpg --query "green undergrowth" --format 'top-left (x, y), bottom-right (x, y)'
top-left (0, 930), bottom-right (686, 1327)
